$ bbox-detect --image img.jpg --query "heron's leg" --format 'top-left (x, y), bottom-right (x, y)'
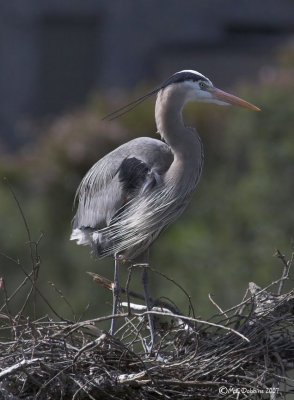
top-left (110, 254), bottom-right (120, 336)
top-left (141, 264), bottom-right (156, 347)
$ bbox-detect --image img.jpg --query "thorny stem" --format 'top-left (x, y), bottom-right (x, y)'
top-left (149, 267), bottom-right (196, 321)
top-left (0, 251), bottom-right (66, 322)
top-left (2, 180), bottom-right (41, 320)
top-left (275, 249), bottom-right (293, 295)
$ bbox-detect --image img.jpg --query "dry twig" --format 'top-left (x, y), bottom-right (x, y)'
top-left (0, 192), bottom-right (293, 399)
top-left (0, 251), bottom-right (293, 399)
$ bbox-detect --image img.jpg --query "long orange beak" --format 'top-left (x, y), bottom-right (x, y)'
top-left (210, 87), bottom-right (260, 111)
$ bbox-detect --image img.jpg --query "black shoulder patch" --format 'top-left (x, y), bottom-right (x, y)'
top-left (119, 157), bottom-right (150, 193)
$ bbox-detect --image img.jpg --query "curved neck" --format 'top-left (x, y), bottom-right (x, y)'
top-left (155, 86), bottom-right (200, 159)
top-left (155, 86), bottom-right (204, 190)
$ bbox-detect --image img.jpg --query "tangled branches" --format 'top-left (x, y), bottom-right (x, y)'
top-left (0, 247), bottom-right (293, 399)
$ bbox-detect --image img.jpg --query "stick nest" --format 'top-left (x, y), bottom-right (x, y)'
top-left (0, 251), bottom-right (293, 399)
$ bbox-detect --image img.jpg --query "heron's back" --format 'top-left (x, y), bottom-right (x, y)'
top-left (71, 136), bottom-right (173, 257)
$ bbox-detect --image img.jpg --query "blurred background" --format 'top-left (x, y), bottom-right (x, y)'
top-left (0, 0), bottom-right (294, 322)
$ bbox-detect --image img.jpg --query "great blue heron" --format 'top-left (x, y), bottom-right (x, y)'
top-left (71, 69), bottom-right (259, 344)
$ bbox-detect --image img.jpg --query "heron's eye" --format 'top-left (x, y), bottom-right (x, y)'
top-left (199, 81), bottom-right (206, 89)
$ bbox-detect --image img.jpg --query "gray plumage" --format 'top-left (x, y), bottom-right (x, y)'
top-left (71, 69), bottom-right (259, 261)
top-left (71, 69), bottom-right (259, 342)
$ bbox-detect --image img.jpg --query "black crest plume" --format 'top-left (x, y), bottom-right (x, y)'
top-left (102, 70), bottom-right (207, 121)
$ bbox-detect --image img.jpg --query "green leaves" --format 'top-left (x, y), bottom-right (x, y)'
top-left (1, 60), bottom-right (294, 318)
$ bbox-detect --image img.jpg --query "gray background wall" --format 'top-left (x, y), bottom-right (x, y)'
top-left (1, 0), bottom-right (293, 148)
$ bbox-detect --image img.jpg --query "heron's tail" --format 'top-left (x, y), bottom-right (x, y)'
top-left (70, 227), bottom-right (111, 258)
top-left (70, 228), bottom-right (92, 246)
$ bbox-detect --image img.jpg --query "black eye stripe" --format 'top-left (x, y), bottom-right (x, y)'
top-left (103, 71), bottom-right (210, 120)
top-left (160, 72), bottom-right (209, 89)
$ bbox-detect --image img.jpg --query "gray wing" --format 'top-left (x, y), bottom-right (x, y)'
top-left (71, 137), bottom-right (173, 242)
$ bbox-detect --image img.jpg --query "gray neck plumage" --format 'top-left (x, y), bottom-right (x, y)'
top-left (155, 85), bottom-right (204, 192)
top-left (155, 86), bottom-right (201, 158)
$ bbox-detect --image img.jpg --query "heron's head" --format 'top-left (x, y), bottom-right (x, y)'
top-left (161, 69), bottom-right (260, 111)
top-left (103, 69), bottom-right (260, 121)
